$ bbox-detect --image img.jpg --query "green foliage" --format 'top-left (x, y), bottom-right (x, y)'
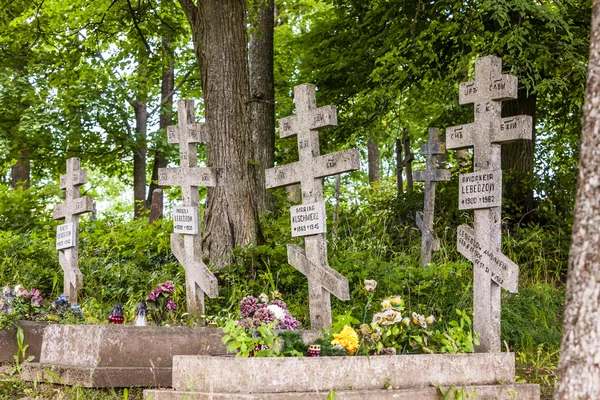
top-left (221, 319), bottom-right (283, 357)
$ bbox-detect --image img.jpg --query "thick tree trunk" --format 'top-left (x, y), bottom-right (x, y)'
top-left (501, 88), bottom-right (536, 219)
top-left (249, 0), bottom-right (275, 212)
top-left (180, 0), bottom-right (259, 267)
top-left (555, 2), bottom-right (600, 397)
top-left (147, 35), bottom-right (174, 210)
top-left (11, 149), bottom-right (30, 189)
top-left (367, 139), bottom-right (380, 184)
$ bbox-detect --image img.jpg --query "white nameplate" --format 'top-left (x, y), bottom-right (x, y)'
top-left (459, 170), bottom-right (502, 210)
top-left (56, 222), bottom-right (76, 250)
top-left (173, 206), bottom-right (199, 235)
top-left (290, 202), bottom-right (326, 237)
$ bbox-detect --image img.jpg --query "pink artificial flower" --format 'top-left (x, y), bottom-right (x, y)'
top-left (146, 288), bottom-right (160, 302)
top-left (158, 281), bottom-right (175, 293)
top-left (166, 298), bottom-right (177, 311)
top-left (31, 295), bottom-right (43, 307)
top-left (15, 286), bottom-right (28, 298)
top-left (30, 288), bottom-right (40, 298)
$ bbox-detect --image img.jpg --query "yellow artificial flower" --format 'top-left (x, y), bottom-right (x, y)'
top-left (388, 296), bottom-right (403, 308)
top-left (381, 299), bottom-right (392, 309)
top-left (331, 325), bottom-right (359, 355)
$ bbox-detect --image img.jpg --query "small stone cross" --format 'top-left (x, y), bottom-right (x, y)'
top-left (446, 56), bottom-right (532, 352)
top-left (159, 100), bottom-right (219, 315)
top-left (266, 84), bottom-right (360, 329)
top-left (53, 157), bottom-right (94, 303)
top-left (413, 128), bottom-right (450, 266)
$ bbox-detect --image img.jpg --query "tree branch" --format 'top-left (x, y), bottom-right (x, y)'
top-left (126, 0), bottom-right (153, 55)
top-left (178, 0), bottom-right (198, 25)
top-left (148, 67), bottom-right (194, 117)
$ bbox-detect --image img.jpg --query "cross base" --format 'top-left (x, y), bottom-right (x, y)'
top-left (58, 249), bottom-right (83, 303)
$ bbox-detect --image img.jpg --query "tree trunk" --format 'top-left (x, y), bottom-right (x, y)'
top-left (367, 138), bottom-right (380, 184)
top-left (249, 0), bottom-right (275, 212)
top-left (132, 44), bottom-right (149, 219)
top-left (147, 35), bottom-right (174, 210)
top-left (555, 2), bottom-right (600, 397)
top-left (180, 0), bottom-right (259, 267)
top-left (501, 88), bottom-right (536, 220)
top-left (403, 134), bottom-right (413, 194)
top-left (11, 149), bottom-right (30, 189)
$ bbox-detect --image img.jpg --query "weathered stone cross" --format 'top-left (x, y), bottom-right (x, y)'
top-left (159, 99), bottom-right (219, 315)
top-left (266, 84), bottom-right (360, 329)
top-left (446, 56), bottom-right (531, 352)
top-left (53, 157), bottom-right (94, 303)
top-left (413, 128), bottom-right (450, 266)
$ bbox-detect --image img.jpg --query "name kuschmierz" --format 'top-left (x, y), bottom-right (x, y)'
top-left (292, 212), bottom-right (320, 224)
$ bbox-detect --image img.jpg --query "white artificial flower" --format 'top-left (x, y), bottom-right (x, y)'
top-left (267, 304), bottom-right (285, 320)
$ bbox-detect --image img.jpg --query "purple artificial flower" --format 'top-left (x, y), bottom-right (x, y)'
top-left (236, 318), bottom-right (251, 328)
top-left (239, 296), bottom-right (258, 317)
top-left (30, 288), bottom-right (40, 298)
top-left (146, 288), bottom-right (161, 302)
top-left (278, 313), bottom-right (301, 330)
top-left (269, 299), bottom-right (287, 311)
top-left (253, 305), bottom-right (276, 324)
top-left (166, 298), bottom-right (177, 311)
top-left (158, 281), bottom-right (175, 293)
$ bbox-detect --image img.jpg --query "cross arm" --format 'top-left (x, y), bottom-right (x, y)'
top-left (491, 115), bottom-right (532, 144)
top-left (420, 142), bottom-right (445, 156)
top-left (279, 106), bottom-right (337, 139)
top-left (171, 233), bottom-right (218, 298)
top-left (287, 244), bottom-right (350, 300)
top-left (167, 124), bottom-right (208, 145)
top-left (265, 162), bottom-right (302, 189)
top-left (53, 196), bottom-right (94, 220)
top-left (314, 149), bottom-right (360, 179)
top-left (60, 170), bottom-right (86, 189)
top-left (413, 169), bottom-right (450, 183)
top-left (457, 225), bottom-right (518, 293)
top-left (446, 123), bottom-right (475, 150)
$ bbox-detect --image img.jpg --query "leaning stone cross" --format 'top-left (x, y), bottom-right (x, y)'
top-left (265, 84), bottom-right (360, 329)
top-left (413, 128), bottom-right (450, 266)
top-left (53, 157), bottom-right (94, 303)
top-left (159, 99), bottom-right (219, 315)
top-left (446, 56), bottom-right (532, 352)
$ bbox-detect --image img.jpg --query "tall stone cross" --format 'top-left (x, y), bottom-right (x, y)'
top-left (159, 99), bottom-right (219, 315)
top-left (265, 84), bottom-right (360, 329)
top-left (413, 128), bottom-right (450, 266)
top-left (53, 157), bottom-right (94, 303)
top-left (446, 56), bottom-right (532, 352)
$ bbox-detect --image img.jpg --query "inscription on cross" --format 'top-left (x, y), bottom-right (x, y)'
top-left (159, 100), bottom-right (219, 316)
top-left (53, 157), bottom-right (94, 303)
top-left (413, 128), bottom-right (450, 266)
top-left (266, 84), bottom-right (360, 330)
top-left (446, 56), bottom-right (531, 352)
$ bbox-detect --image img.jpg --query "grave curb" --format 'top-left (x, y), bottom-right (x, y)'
top-left (0, 321), bottom-right (47, 363)
top-left (171, 352), bottom-right (518, 393)
top-left (144, 384), bottom-right (541, 400)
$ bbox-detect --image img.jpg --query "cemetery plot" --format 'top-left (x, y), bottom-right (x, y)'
top-left (159, 99), bottom-right (219, 315)
top-left (445, 56), bottom-right (532, 352)
top-left (265, 83), bottom-right (359, 329)
top-left (53, 157), bottom-right (94, 303)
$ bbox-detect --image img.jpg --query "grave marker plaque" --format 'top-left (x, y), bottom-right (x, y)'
top-left (446, 56), bottom-right (532, 352)
top-left (459, 170), bottom-right (502, 210)
top-left (159, 100), bottom-right (219, 315)
top-left (413, 128), bottom-right (450, 266)
top-left (266, 84), bottom-right (360, 329)
top-left (53, 158), bottom-right (94, 303)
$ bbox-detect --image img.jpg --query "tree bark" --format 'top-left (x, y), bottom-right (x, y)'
top-left (11, 149), bottom-right (30, 189)
top-left (403, 134), bottom-right (414, 194)
top-left (180, 0), bottom-right (260, 267)
top-left (132, 43), bottom-right (149, 219)
top-left (501, 88), bottom-right (536, 219)
top-left (249, 0), bottom-right (275, 212)
top-left (367, 138), bottom-right (380, 184)
top-left (147, 35), bottom-right (174, 210)
top-left (555, 2), bottom-right (600, 397)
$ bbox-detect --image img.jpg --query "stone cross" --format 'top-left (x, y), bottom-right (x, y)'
top-left (265, 84), bottom-right (360, 330)
top-left (413, 128), bottom-right (450, 266)
top-left (159, 99), bottom-right (219, 316)
top-left (446, 56), bottom-right (532, 352)
top-left (53, 157), bottom-right (94, 303)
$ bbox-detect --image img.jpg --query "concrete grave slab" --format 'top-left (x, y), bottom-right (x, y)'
top-left (0, 321), bottom-right (47, 363)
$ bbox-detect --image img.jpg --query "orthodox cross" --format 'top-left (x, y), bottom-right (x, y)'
top-left (53, 157), bottom-right (94, 303)
top-left (413, 128), bottom-right (450, 266)
top-left (159, 99), bottom-right (219, 315)
top-left (266, 84), bottom-right (360, 330)
top-left (446, 56), bottom-right (531, 352)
